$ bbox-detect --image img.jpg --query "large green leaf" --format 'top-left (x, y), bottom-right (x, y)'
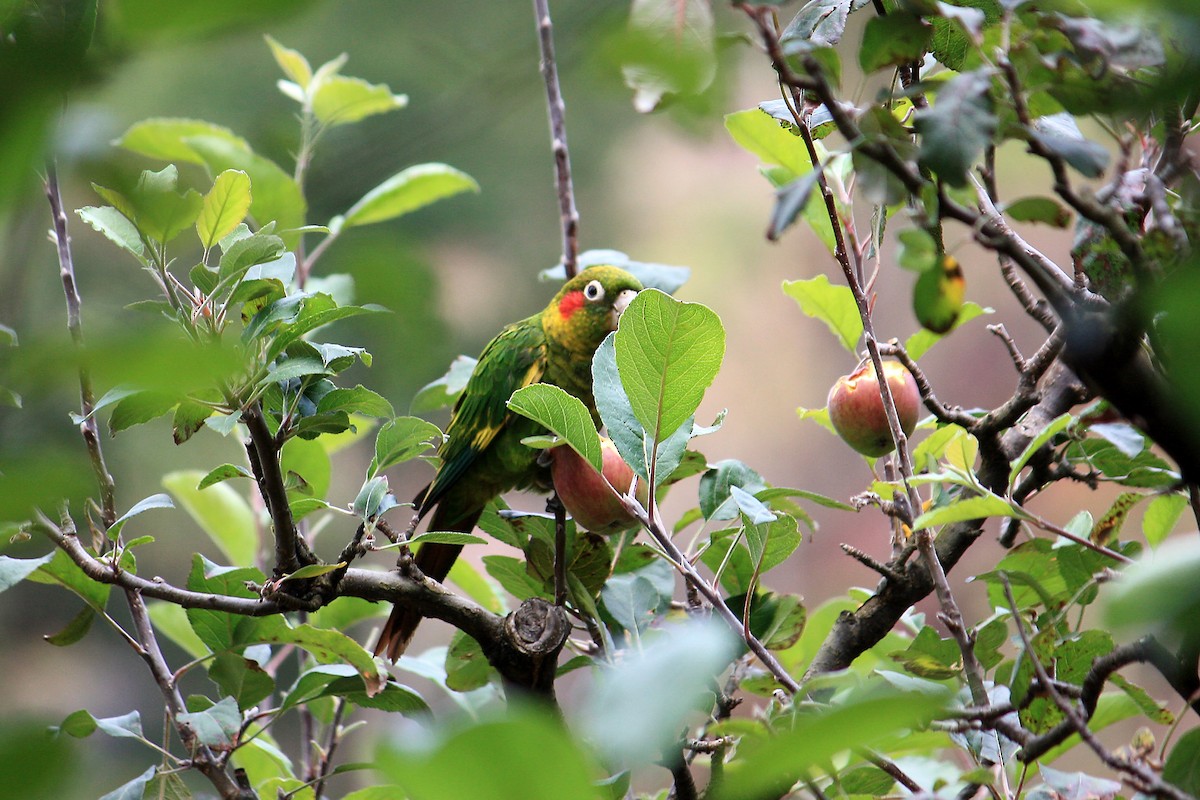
top-left (593, 334), bottom-right (693, 486)
top-left (583, 620), bottom-right (738, 765)
top-left (717, 684), bottom-right (949, 799)
top-left (913, 69), bottom-right (997, 186)
top-left (185, 135), bottom-right (306, 239)
top-left (0, 553), bottom-right (54, 595)
top-left (507, 384), bottom-right (602, 472)
top-left (162, 470), bottom-right (258, 565)
top-left (76, 206), bottom-right (145, 259)
top-left (117, 118), bottom-right (250, 166)
top-left (724, 108), bottom-right (810, 177)
top-left (197, 169), bottom-right (252, 250)
top-left (340, 163), bottom-right (479, 229)
top-left (376, 709), bottom-right (598, 800)
top-left (613, 289), bottom-right (725, 444)
top-left (312, 75), bottom-right (407, 127)
top-left (782, 275), bottom-right (862, 353)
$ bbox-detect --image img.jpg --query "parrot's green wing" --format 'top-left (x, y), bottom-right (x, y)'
top-left (418, 316), bottom-right (547, 516)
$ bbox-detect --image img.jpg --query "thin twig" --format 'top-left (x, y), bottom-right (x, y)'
top-left (550, 492), bottom-right (568, 606)
top-left (311, 698), bottom-right (349, 800)
top-left (45, 165), bottom-right (117, 529)
top-left (532, 0), bottom-right (580, 277)
top-left (914, 530), bottom-right (990, 706)
top-left (627, 500), bottom-right (801, 694)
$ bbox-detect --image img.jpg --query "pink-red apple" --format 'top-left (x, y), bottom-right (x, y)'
top-left (827, 360), bottom-right (920, 457)
top-left (549, 437), bottom-right (649, 534)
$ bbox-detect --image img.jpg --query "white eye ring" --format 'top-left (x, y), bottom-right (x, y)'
top-left (583, 280), bottom-right (605, 302)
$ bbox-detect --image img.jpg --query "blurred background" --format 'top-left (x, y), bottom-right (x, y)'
top-left (0, 0), bottom-right (1106, 797)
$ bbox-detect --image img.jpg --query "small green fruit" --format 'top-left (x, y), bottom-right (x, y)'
top-left (827, 361), bottom-right (920, 457)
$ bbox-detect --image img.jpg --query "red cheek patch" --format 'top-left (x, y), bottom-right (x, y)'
top-left (558, 290), bottom-right (584, 319)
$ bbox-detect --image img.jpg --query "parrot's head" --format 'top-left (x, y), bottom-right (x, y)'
top-left (543, 265), bottom-right (642, 354)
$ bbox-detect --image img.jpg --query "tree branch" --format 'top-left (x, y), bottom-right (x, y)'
top-left (533, 0), bottom-right (580, 277)
top-left (45, 164), bottom-right (116, 529)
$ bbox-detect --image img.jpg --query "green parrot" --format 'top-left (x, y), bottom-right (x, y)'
top-left (373, 265), bottom-right (644, 660)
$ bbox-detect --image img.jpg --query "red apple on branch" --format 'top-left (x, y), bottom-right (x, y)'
top-left (827, 360), bottom-right (921, 457)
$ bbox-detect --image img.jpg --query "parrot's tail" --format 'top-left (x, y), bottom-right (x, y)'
top-left (372, 504), bottom-right (483, 662)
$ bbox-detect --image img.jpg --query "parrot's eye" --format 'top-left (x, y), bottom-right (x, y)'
top-left (583, 280), bottom-right (605, 302)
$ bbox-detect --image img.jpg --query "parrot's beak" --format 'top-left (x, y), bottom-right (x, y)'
top-left (609, 288), bottom-right (638, 330)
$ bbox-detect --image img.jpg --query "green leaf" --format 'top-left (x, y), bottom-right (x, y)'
top-left (163, 470), bottom-right (258, 565)
top-left (185, 135), bottom-right (307, 241)
top-left (197, 463), bottom-right (253, 490)
top-left (483, 555), bottom-right (548, 601)
top-left (178, 697), bottom-right (241, 748)
top-left (1164, 731), bottom-right (1200, 798)
top-left (173, 398), bottom-right (214, 444)
top-left (717, 684), bottom-right (949, 799)
top-left (782, 275), bottom-right (861, 353)
top-left (377, 708), bottom-right (598, 800)
top-left (410, 355), bottom-right (476, 413)
top-left (76, 206), bottom-right (145, 259)
top-left (44, 606), bottom-right (98, 646)
top-left (700, 459), bottom-right (767, 521)
top-left (913, 68), bottom-right (997, 187)
top-left (406, 531), bottom-right (487, 547)
top-left (593, 335), bottom-right (694, 486)
top-left (107, 492), bottom-right (174, 540)
top-left (583, 620), bottom-right (738, 766)
top-left (209, 651), bottom-right (274, 710)
top-left (264, 294), bottom-right (385, 362)
top-left (913, 493), bottom-right (1024, 530)
top-left (601, 574), bottom-right (664, 635)
top-left (118, 118), bottom-right (250, 165)
top-left (1005, 196), bottom-right (1072, 228)
top-left (445, 630), bottom-right (491, 692)
top-left (28, 549), bottom-right (110, 610)
top-left (108, 390), bottom-right (177, 434)
top-left (782, 0), bottom-right (860, 47)
top-left (508, 384), bottom-right (602, 472)
top-left (860, 12), bottom-right (932, 72)
top-left (218, 231), bottom-right (286, 281)
top-left (147, 600), bottom-right (210, 659)
top-left (1103, 538), bottom-right (1200, 638)
top-left (369, 416), bottom-right (443, 477)
top-left (129, 165), bottom-right (204, 244)
top-left (259, 356), bottom-right (332, 387)
top-left (281, 435), bottom-right (332, 500)
top-left (265, 35), bottom-right (312, 88)
top-left (1032, 124), bottom-right (1110, 178)
top-left (57, 709), bottom-right (144, 739)
top-left (619, 0), bottom-right (716, 112)
top-left (352, 476), bottom-right (398, 521)
top-left (341, 163), bottom-right (479, 228)
top-left (1009, 412), bottom-right (1074, 487)
top-left (614, 289), bottom-right (725, 443)
top-left (312, 75), bottom-right (407, 127)
top-left (1143, 492), bottom-right (1188, 547)
top-left (197, 169), bottom-right (252, 250)
top-left (724, 108), bottom-right (810, 177)
top-left (99, 766), bottom-right (157, 800)
top-left (897, 228), bottom-right (938, 273)
top-left (316, 385), bottom-right (395, 419)
top-left (0, 553), bottom-right (55, 594)
top-left (767, 170), bottom-right (822, 241)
